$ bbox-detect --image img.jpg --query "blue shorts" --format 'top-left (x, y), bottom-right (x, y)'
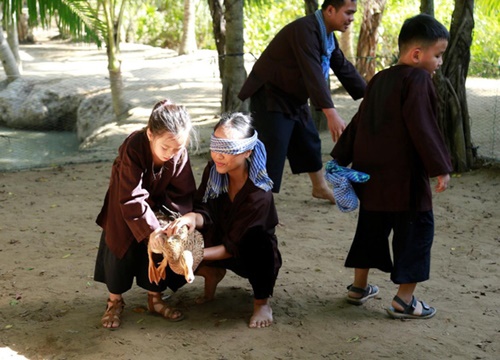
top-left (250, 89), bottom-right (322, 192)
top-left (345, 209), bottom-right (435, 284)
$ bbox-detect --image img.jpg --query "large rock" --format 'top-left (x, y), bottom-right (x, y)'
top-left (76, 92), bottom-right (116, 142)
top-left (0, 77), bottom-right (107, 131)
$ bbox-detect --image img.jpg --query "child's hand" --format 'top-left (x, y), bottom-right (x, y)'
top-left (166, 212), bottom-right (197, 236)
top-left (435, 174), bottom-right (450, 193)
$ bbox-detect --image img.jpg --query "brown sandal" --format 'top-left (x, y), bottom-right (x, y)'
top-left (101, 298), bottom-right (125, 328)
top-left (147, 293), bottom-right (184, 322)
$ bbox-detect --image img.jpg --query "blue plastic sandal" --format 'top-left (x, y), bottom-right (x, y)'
top-left (386, 295), bottom-right (436, 319)
top-left (346, 284), bottom-right (380, 305)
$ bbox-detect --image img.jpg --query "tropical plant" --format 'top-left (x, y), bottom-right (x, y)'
top-left (469, 1), bottom-right (499, 78)
top-left (135, 1), bottom-right (183, 48)
top-left (20, 0), bottom-right (103, 44)
top-left (1, 0), bottom-right (103, 82)
top-left (133, 0), bottom-right (213, 50)
top-left (243, 0), bottom-right (303, 57)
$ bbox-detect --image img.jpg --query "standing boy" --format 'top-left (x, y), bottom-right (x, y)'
top-left (331, 14), bottom-right (452, 319)
top-left (238, 0), bottom-right (366, 203)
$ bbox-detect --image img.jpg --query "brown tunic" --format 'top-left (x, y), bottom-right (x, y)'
top-left (331, 65), bottom-right (453, 212)
top-left (96, 129), bottom-right (196, 259)
top-left (194, 161), bottom-right (280, 260)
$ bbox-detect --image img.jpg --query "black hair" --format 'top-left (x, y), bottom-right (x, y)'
top-left (398, 14), bottom-right (450, 53)
top-left (214, 112), bottom-right (254, 139)
top-left (321, 0), bottom-right (354, 11)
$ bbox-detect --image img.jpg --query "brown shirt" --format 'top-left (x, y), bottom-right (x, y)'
top-left (331, 65), bottom-right (452, 212)
top-left (96, 129), bottom-right (196, 258)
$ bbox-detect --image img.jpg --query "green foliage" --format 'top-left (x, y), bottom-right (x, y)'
top-left (134, 0), bottom-right (214, 50)
top-left (242, 0), bottom-right (499, 78)
top-left (376, 0), bottom-right (454, 70)
top-left (243, 0), bottom-right (304, 57)
top-left (378, 0), bottom-right (499, 78)
top-left (123, 0), bottom-right (500, 77)
top-left (469, 7), bottom-right (500, 78)
top-left (194, 0), bottom-right (214, 49)
top-left (135, 3), bottom-right (172, 48)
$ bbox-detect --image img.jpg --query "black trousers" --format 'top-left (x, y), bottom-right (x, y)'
top-left (209, 228), bottom-right (282, 299)
top-left (94, 231), bottom-right (186, 294)
top-left (345, 209), bottom-right (434, 284)
top-left (250, 87), bottom-right (323, 193)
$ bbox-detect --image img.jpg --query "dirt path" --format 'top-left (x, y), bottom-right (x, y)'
top-left (0, 40), bottom-right (499, 360)
top-left (0, 157), bottom-right (499, 360)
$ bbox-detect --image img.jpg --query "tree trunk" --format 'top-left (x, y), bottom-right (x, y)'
top-left (102, 0), bottom-right (129, 119)
top-left (221, 0), bottom-right (246, 112)
top-left (339, 26), bottom-right (354, 61)
top-left (6, 12), bottom-right (22, 72)
top-left (304, 0), bottom-right (318, 15)
top-left (0, 24), bottom-right (21, 83)
top-left (108, 67), bottom-right (128, 116)
top-left (420, 0), bottom-right (435, 16)
top-left (207, 0), bottom-right (226, 79)
top-left (17, 11), bottom-right (32, 43)
top-left (179, 0), bottom-right (198, 55)
top-left (355, 0), bottom-right (386, 82)
top-left (106, 43), bottom-right (128, 118)
top-left (434, 0), bottom-right (475, 171)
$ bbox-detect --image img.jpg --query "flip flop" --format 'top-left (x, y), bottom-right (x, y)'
top-left (386, 295), bottom-right (436, 319)
top-left (346, 284), bottom-right (379, 305)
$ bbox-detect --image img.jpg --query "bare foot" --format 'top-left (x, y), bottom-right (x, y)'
top-left (194, 266), bottom-right (226, 304)
top-left (249, 299), bottom-right (273, 328)
top-left (312, 187), bottom-right (336, 204)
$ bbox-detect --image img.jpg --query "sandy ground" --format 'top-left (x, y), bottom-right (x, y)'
top-left (1, 156), bottom-right (499, 360)
top-left (1, 40), bottom-right (500, 360)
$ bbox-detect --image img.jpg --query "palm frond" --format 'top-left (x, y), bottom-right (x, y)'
top-left (59, 0), bottom-right (106, 45)
top-left (7, 0), bottom-right (106, 46)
